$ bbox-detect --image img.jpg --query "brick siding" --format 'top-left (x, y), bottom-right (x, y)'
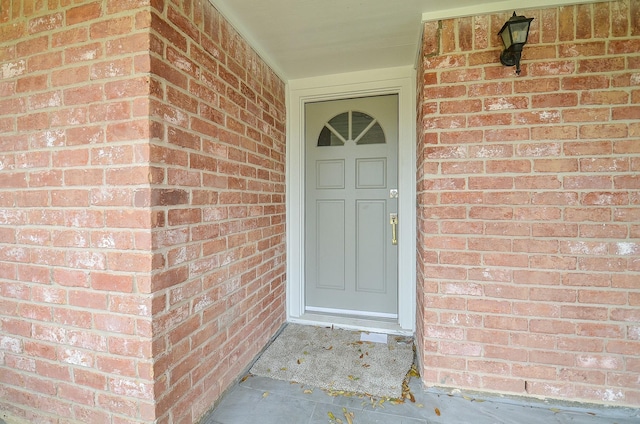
top-left (416, 0), bottom-right (640, 406)
top-left (0, 1), bottom-right (285, 423)
top-left (2, 0), bottom-right (638, 421)
top-left (147, 2), bottom-right (286, 423)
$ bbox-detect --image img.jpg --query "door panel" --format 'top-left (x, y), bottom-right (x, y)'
top-left (317, 160), bottom-right (345, 189)
top-left (356, 199), bottom-right (386, 293)
top-left (315, 200), bottom-right (345, 290)
top-left (305, 95), bottom-right (398, 317)
top-left (356, 158), bottom-right (386, 188)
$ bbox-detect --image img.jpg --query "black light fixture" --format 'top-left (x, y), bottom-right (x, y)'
top-left (498, 12), bottom-right (534, 75)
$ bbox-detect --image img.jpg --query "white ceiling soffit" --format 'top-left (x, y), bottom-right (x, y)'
top-left (208, 0), bottom-right (603, 81)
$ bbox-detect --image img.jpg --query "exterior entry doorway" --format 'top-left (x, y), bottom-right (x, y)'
top-left (304, 95), bottom-right (399, 318)
top-left (286, 67), bottom-right (416, 334)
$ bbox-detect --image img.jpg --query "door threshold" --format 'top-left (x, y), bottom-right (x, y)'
top-left (290, 312), bottom-right (412, 336)
top-left (305, 306), bottom-right (397, 319)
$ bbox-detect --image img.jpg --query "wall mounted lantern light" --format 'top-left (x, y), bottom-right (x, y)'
top-left (498, 12), bottom-right (534, 75)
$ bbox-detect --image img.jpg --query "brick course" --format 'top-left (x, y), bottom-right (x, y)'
top-left (417, 0), bottom-right (640, 406)
top-left (0, 1), bottom-right (285, 423)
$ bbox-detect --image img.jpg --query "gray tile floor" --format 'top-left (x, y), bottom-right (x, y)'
top-left (201, 375), bottom-right (639, 424)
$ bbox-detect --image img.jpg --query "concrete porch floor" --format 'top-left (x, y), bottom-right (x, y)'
top-left (201, 374), bottom-right (639, 424)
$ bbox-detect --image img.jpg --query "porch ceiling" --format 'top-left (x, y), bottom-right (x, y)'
top-left (209, 0), bottom-right (599, 80)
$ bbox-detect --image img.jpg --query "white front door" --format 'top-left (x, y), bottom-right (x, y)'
top-left (304, 95), bottom-right (399, 318)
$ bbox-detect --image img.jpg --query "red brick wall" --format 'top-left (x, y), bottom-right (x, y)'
top-left (0, 1), bottom-right (157, 422)
top-left (146, 2), bottom-right (286, 423)
top-left (0, 0), bottom-right (286, 423)
top-left (417, 0), bottom-right (640, 406)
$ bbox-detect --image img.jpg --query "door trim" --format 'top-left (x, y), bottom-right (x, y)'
top-left (286, 66), bottom-right (416, 334)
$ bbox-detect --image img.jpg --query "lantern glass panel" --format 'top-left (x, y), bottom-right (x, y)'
top-left (511, 21), bottom-right (530, 44)
top-left (500, 29), bottom-right (512, 48)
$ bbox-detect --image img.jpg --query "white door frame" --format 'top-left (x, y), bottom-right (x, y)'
top-left (286, 66), bottom-right (416, 334)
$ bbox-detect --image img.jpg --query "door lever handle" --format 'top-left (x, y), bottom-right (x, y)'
top-left (390, 213), bottom-right (398, 245)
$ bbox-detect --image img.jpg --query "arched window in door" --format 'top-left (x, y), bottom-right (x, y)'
top-left (317, 110), bottom-right (386, 146)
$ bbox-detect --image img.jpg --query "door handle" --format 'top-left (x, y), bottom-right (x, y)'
top-left (390, 213), bottom-right (398, 245)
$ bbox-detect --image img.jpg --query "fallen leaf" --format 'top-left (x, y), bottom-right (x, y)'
top-left (303, 389), bottom-right (313, 394)
top-left (409, 365), bottom-right (420, 377)
top-left (435, 407), bottom-right (441, 416)
top-left (342, 407), bottom-right (354, 424)
top-left (297, 358), bottom-right (304, 364)
top-left (262, 392), bottom-right (269, 398)
top-left (324, 345), bottom-right (333, 350)
top-left (359, 354), bottom-right (364, 359)
top-left (280, 367), bottom-right (287, 371)
top-left (362, 363), bottom-right (370, 368)
top-left (303, 350), bottom-right (309, 355)
top-left (240, 374), bottom-right (251, 382)
top-left (327, 411), bottom-right (343, 424)
top-left (369, 398), bottom-right (385, 409)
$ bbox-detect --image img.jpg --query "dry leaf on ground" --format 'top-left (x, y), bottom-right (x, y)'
top-left (342, 407), bottom-right (354, 424)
